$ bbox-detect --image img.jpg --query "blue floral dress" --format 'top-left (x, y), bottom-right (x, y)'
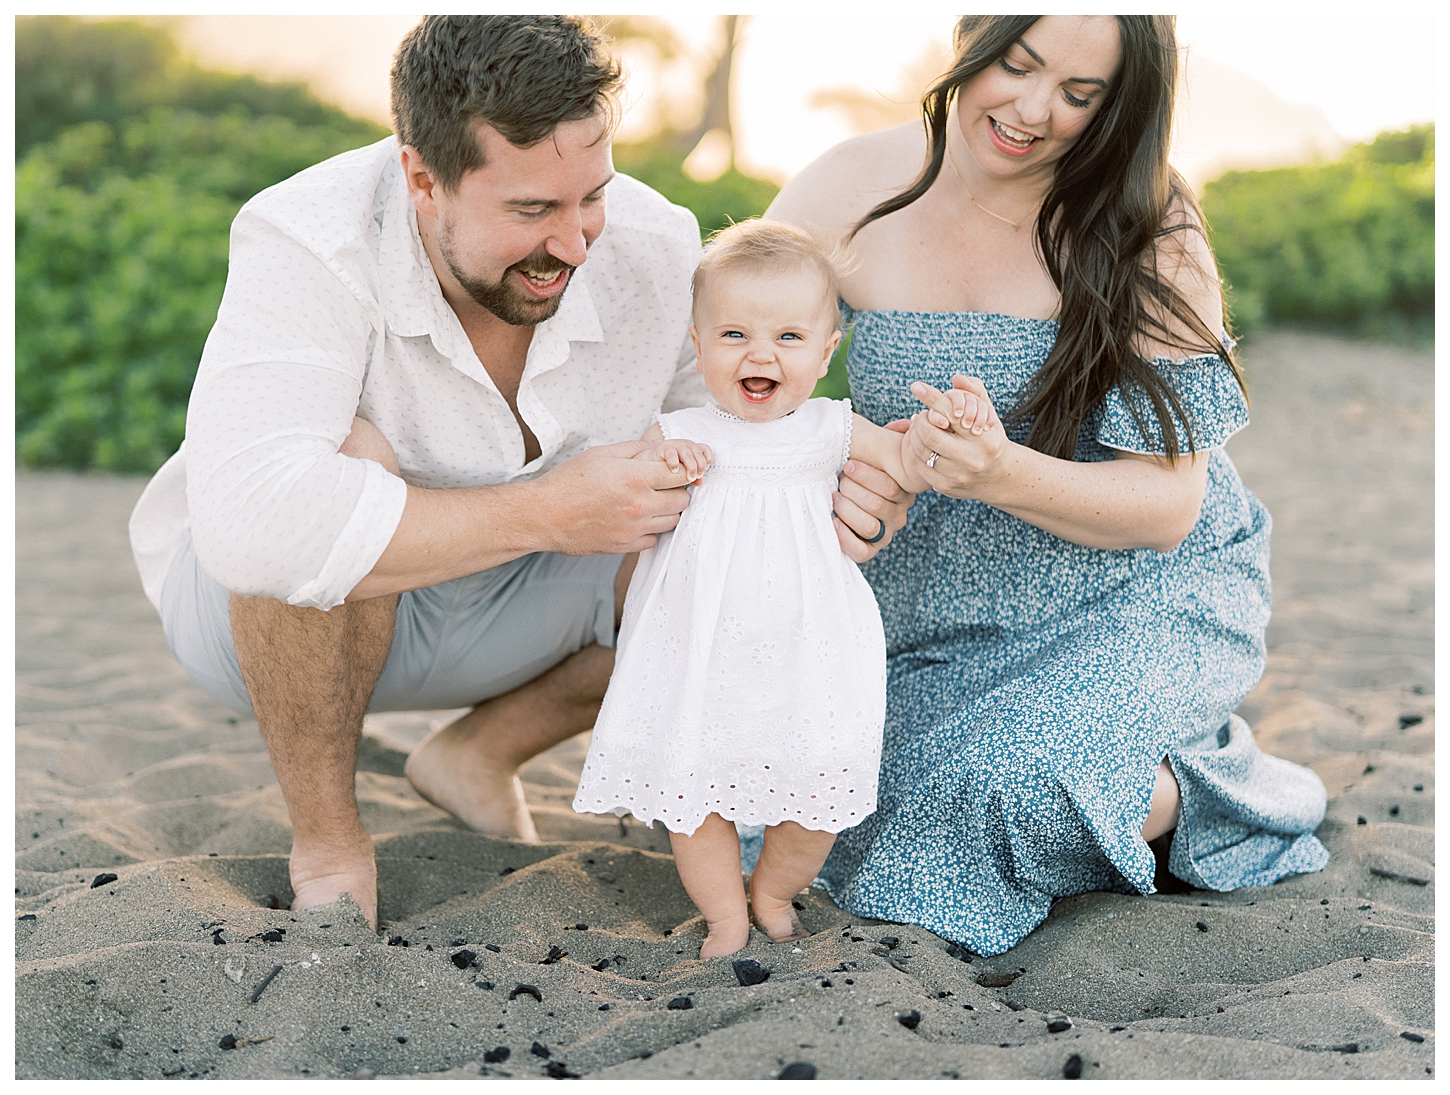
top-left (814, 308), bottom-right (1329, 956)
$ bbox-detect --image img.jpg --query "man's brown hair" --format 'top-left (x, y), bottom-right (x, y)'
top-left (390, 15), bottom-right (622, 191)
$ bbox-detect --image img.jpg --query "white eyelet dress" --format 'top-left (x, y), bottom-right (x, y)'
top-left (572, 397), bottom-right (886, 836)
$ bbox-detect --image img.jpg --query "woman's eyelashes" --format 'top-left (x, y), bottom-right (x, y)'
top-left (997, 56), bottom-right (1096, 109)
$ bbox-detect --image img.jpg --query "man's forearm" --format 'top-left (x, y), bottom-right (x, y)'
top-left (345, 481), bottom-right (544, 602)
top-left (344, 440), bottom-right (699, 602)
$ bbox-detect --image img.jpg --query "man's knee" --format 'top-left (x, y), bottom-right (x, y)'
top-left (341, 416), bottom-right (400, 476)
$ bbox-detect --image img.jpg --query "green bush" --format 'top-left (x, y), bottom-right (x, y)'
top-left (15, 17), bottom-right (389, 473)
top-left (1202, 124), bottom-right (1434, 339)
top-left (612, 141), bottom-right (780, 240)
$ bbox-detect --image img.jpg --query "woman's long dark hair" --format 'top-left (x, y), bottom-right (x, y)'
top-left (852, 15), bottom-right (1243, 460)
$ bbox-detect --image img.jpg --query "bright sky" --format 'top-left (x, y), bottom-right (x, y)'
top-left (171, 12), bottom-right (1436, 185)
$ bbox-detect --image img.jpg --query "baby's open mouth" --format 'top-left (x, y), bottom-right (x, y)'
top-left (739, 377), bottom-right (779, 403)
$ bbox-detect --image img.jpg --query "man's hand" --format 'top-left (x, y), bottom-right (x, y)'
top-left (533, 440), bottom-right (699, 556)
top-left (833, 456), bottom-right (914, 563)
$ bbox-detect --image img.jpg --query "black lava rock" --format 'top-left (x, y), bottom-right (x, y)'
top-left (1399, 713), bottom-right (1423, 728)
top-left (90, 873), bottom-right (119, 889)
top-left (218, 1034), bottom-right (238, 1050)
top-left (733, 958), bottom-right (771, 986)
top-left (792, 900), bottom-right (805, 911)
top-left (485, 944), bottom-right (503, 953)
top-left (1401, 1032), bottom-right (1426, 1043)
top-left (1046, 1016), bottom-right (1073, 1034)
top-left (541, 946), bottom-right (568, 964)
top-left (1389, 805), bottom-right (1400, 816)
top-left (1063, 1053), bottom-right (1084, 1079)
top-left (878, 936), bottom-right (900, 950)
top-left (19, 914), bottom-right (37, 922)
top-left (896, 1010), bottom-right (921, 1030)
top-left (945, 943), bottom-right (974, 963)
top-left (667, 996), bottom-right (694, 1010)
top-left (253, 929), bottom-right (286, 943)
top-left (976, 971), bottom-right (1020, 988)
top-left (475, 981), bottom-right (495, 990)
top-left (510, 984), bottom-right (544, 1003)
top-left (778, 1062), bottom-right (817, 1079)
top-left (387, 935), bottom-right (409, 947)
top-left (1332, 1043), bottom-right (1360, 1054)
top-left (483, 1047), bottom-right (510, 1063)
top-left (544, 1061), bottom-right (579, 1079)
top-left (1195, 921), bottom-right (1209, 932)
top-left (1357, 816), bottom-right (1367, 825)
top-left (451, 949), bottom-right (477, 970)
top-left (531, 1041), bottom-right (551, 1058)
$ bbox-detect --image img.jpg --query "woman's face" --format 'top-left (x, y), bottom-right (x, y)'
top-left (955, 15), bottom-right (1122, 181)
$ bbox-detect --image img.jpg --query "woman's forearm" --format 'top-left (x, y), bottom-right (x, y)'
top-left (970, 442), bottom-right (1207, 552)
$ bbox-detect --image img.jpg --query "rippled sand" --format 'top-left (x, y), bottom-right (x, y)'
top-left (15, 331), bottom-right (1433, 1079)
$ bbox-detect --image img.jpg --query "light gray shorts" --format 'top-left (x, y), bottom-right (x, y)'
top-left (159, 535), bottom-right (622, 715)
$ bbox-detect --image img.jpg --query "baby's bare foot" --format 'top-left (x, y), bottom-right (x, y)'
top-left (405, 722), bottom-right (539, 842)
top-left (750, 896), bottom-right (810, 943)
top-left (699, 913), bottom-right (751, 959)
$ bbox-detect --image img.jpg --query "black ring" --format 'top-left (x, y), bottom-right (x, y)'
top-left (864, 518), bottom-right (888, 544)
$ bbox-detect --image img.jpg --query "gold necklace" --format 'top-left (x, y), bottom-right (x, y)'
top-left (946, 142), bottom-right (1023, 231)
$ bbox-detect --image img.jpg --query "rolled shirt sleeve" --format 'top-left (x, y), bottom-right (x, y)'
top-left (184, 209), bottom-right (407, 610)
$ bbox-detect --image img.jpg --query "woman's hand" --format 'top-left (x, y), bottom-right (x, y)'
top-left (906, 376), bottom-right (1010, 498)
top-left (906, 375), bottom-right (1207, 552)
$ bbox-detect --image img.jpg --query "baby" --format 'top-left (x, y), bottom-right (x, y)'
top-left (572, 219), bottom-right (984, 958)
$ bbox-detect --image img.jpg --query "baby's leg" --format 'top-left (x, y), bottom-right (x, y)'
top-left (749, 822), bottom-right (836, 942)
top-left (669, 813), bottom-right (750, 958)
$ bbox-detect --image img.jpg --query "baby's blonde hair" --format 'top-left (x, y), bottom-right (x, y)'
top-left (692, 218), bottom-right (855, 329)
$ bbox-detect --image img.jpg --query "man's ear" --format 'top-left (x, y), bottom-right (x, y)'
top-left (689, 324), bottom-right (703, 371)
top-left (400, 145), bottom-right (441, 219)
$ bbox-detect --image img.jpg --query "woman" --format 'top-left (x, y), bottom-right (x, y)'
top-left (767, 15), bottom-right (1328, 955)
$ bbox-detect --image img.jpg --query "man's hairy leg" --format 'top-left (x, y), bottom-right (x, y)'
top-left (404, 551), bottom-right (638, 840)
top-left (231, 591), bottom-right (396, 931)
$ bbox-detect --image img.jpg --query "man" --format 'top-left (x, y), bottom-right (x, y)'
top-left (129, 15), bottom-right (908, 930)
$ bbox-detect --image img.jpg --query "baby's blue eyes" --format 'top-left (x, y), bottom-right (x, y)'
top-left (720, 331), bottom-right (805, 340)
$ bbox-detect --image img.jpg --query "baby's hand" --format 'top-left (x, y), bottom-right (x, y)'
top-left (637, 437), bottom-right (714, 480)
top-left (921, 375), bottom-right (999, 436)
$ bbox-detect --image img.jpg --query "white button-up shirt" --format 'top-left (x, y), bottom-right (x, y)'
top-left (130, 137), bottom-right (706, 612)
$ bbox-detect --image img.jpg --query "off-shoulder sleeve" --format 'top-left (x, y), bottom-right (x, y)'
top-left (1095, 353), bottom-right (1248, 455)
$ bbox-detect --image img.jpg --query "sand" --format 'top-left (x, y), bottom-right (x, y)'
top-left (14, 330), bottom-right (1433, 1080)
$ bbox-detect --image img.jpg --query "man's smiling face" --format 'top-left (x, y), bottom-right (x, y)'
top-left (410, 114), bottom-right (615, 327)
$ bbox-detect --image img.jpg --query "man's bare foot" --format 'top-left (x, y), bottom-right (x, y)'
top-left (404, 719), bottom-right (539, 842)
top-left (288, 826), bottom-right (378, 931)
top-left (699, 913), bottom-right (751, 959)
top-left (750, 895), bottom-right (809, 943)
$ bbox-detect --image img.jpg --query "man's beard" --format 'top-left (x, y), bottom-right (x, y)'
top-left (438, 224), bottom-right (576, 327)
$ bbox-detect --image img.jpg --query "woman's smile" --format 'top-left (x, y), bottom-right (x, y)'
top-left (987, 117), bottom-right (1040, 156)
